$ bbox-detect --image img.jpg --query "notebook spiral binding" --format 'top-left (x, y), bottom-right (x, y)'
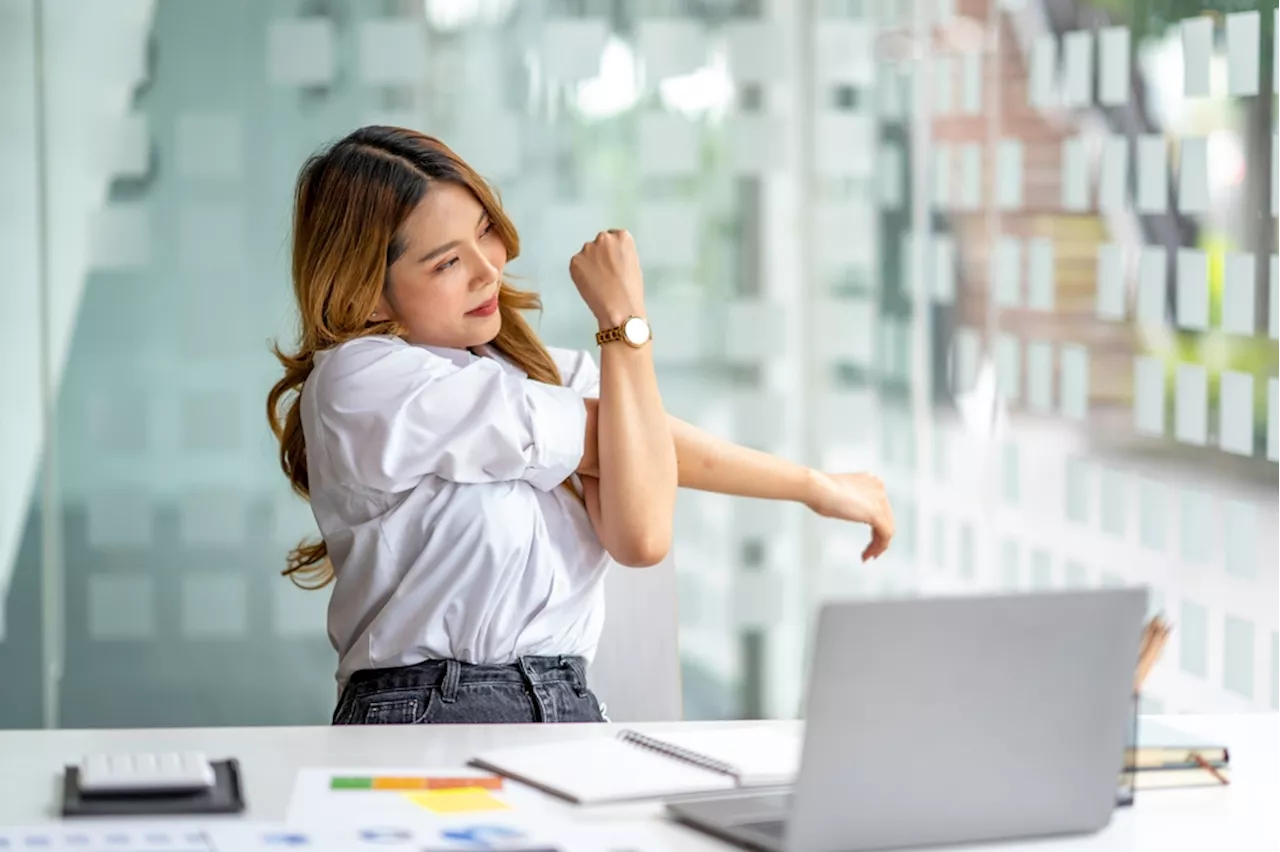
top-left (617, 731), bottom-right (742, 783)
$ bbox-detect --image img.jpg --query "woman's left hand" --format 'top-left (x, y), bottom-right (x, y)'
top-left (804, 471), bottom-right (895, 562)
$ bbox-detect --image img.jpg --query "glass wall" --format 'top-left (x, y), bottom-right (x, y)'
top-left (0, 0), bottom-right (1274, 728)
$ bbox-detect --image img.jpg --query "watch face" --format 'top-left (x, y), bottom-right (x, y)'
top-left (622, 316), bottom-right (651, 345)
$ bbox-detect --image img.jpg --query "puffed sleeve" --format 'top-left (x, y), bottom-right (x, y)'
top-left (310, 338), bottom-right (586, 493)
top-left (548, 347), bottom-right (601, 399)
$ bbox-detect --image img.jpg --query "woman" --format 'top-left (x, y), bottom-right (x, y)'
top-left (267, 126), bottom-right (894, 725)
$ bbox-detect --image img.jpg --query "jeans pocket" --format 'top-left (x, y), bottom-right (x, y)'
top-left (339, 689), bottom-right (431, 725)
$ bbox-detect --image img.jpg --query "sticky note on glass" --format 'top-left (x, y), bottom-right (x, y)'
top-left (933, 144), bottom-right (952, 209)
top-left (960, 143), bottom-right (982, 209)
top-left (953, 327), bottom-right (980, 393)
top-left (933, 234), bottom-right (957, 305)
top-left (1226, 11), bottom-right (1260, 96)
top-left (636, 18), bottom-right (705, 81)
top-left (406, 787), bottom-right (510, 814)
top-left (1269, 10), bottom-right (1280, 94)
top-left (878, 66), bottom-right (906, 120)
top-left (455, 113), bottom-right (521, 181)
top-left (1060, 343), bottom-right (1089, 421)
top-left (541, 18), bottom-right (608, 81)
top-left (1221, 252), bottom-right (1256, 335)
top-left (636, 201), bottom-right (700, 268)
top-left (1028, 237), bottom-right (1055, 310)
top-left (996, 335), bottom-right (1021, 403)
top-left (1177, 137), bottom-right (1208, 213)
top-left (1136, 247), bottom-right (1167, 327)
top-left (816, 201), bottom-right (873, 267)
top-left (1270, 255), bottom-right (1278, 339)
top-left (1218, 370), bottom-right (1254, 456)
top-left (1136, 135), bottom-right (1168, 213)
top-left (268, 18), bottom-right (336, 87)
top-left (1064, 456), bottom-right (1092, 523)
top-left (1137, 478), bottom-right (1166, 551)
top-left (816, 21), bottom-right (873, 85)
top-left (817, 113), bottom-right (873, 178)
top-left (1134, 355), bottom-right (1165, 436)
top-left (1027, 340), bottom-right (1053, 413)
top-left (1099, 467), bottom-right (1127, 537)
top-left (880, 143), bottom-right (904, 209)
top-left (1175, 363), bottom-right (1208, 445)
top-left (998, 440), bottom-right (1018, 501)
top-left (1098, 135), bottom-right (1128, 211)
top-left (1029, 34), bottom-right (1057, 110)
top-left (90, 203), bottom-right (150, 270)
top-left (359, 20), bottom-right (425, 84)
top-left (901, 232), bottom-right (922, 297)
top-left (1178, 489), bottom-right (1211, 563)
top-left (993, 236), bottom-right (1022, 306)
top-left (1095, 243), bottom-right (1124, 320)
top-left (726, 115), bottom-right (788, 175)
top-left (1061, 136), bottom-right (1088, 211)
top-left (961, 51), bottom-right (982, 114)
top-left (997, 139), bottom-right (1023, 209)
top-left (1222, 617), bottom-right (1255, 695)
top-left (726, 20), bottom-right (787, 82)
top-left (1268, 377), bottom-right (1278, 461)
top-left (1176, 248), bottom-right (1209, 330)
top-left (933, 56), bottom-right (953, 115)
top-left (1273, 133), bottom-right (1278, 217)
top-left (639, 113), bottom-right (700, 178)
top-left (1098, 26), bottom-right (1130, 105)
top-left (1062, 30), bottom-right (1093, 107)
top-left (1181, 17), bottom-right (1213, 97)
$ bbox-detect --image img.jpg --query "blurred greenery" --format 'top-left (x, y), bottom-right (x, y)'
top-left (1085, 0), bottom-right (1277, 43)
top-left (1141, 232), bottom-right (1278, 434)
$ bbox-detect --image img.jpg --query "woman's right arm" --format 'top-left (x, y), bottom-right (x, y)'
top-left (569, 231), bottom-right (677, 568)
top-left (313, 338), bottom-right (588, 493)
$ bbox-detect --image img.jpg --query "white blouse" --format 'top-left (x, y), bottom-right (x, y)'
top-left (299, 334), bottom-right (610, 686)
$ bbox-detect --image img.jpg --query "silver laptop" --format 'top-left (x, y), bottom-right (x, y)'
top-left (667, 589), bottom-right (1147, 852)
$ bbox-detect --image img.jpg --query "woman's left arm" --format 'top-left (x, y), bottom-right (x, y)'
top-left (580, 413), bottom-right (895, 562)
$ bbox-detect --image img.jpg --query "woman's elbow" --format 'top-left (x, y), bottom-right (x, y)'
top-left (608, 529), bottom-right (672, 568)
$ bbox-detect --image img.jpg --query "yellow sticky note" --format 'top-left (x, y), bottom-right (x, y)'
top-left (404, 787), bottom-right (511, 814)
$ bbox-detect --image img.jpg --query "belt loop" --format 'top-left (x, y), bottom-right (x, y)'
top-left (565, 657), bottom-right (588, 697)
top-left (517, 656), bottom-right (537, 689)
top-left (440, 659), bottom-right (460, 703)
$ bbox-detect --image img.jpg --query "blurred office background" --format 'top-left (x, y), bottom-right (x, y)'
top-left (0, 0), bottom-right (1275, 729)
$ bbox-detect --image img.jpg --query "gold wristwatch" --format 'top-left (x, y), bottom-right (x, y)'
top-left (595, 315), bottom-right (652, 348)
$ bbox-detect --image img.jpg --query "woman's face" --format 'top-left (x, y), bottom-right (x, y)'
top-left (376, 182), bottom-right (506, 349)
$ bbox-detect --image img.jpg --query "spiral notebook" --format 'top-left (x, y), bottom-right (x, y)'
top-left (469, 727), bottom-right (801, 805)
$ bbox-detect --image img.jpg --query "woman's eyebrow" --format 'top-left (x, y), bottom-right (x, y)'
top-left (416, 212), bottom-right (488, 263)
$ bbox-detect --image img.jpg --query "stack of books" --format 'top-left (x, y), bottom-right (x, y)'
top-left (1128, 720), bottom-right (1231, 790)
top-left (1127, 615), bottom-right (1229, 791)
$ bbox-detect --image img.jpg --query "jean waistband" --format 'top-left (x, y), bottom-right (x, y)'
top-left (344, 655), bottom-right (589, 702)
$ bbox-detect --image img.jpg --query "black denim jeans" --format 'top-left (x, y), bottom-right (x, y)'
top-left (332, 656), bottom-right (606, 725)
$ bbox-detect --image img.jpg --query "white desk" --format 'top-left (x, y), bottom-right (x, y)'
top-left (0, 715), bottom-right (1275, 851)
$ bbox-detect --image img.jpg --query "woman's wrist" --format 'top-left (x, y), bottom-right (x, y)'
top-left (799, 467), bottom-right (831, 509)
top-left (594, 298), bottom-right (645, 330)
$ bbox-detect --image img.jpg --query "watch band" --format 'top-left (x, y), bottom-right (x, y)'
top-left (595, 325), bottom-right (626, 346)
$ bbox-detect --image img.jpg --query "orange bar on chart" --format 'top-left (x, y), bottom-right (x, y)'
top-left (371, 776), bottom-right (429, 790)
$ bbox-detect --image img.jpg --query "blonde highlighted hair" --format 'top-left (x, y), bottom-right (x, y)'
top-left (267, 126), bottom-right (565, 588)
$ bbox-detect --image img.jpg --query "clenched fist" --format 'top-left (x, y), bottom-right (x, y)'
top-left (569, 229), bottom-right (646, 328)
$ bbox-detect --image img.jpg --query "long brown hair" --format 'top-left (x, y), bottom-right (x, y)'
top-left (267, 126), bottom-right (566, 589)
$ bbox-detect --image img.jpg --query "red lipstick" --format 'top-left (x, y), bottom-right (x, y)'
top-left (467, 295), bottom-right (499, 317)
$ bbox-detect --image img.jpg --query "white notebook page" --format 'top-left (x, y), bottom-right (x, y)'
top-left (640, 726), bottom-right (803, 786)
top-left (471, 738), bottom-right (737, 804)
